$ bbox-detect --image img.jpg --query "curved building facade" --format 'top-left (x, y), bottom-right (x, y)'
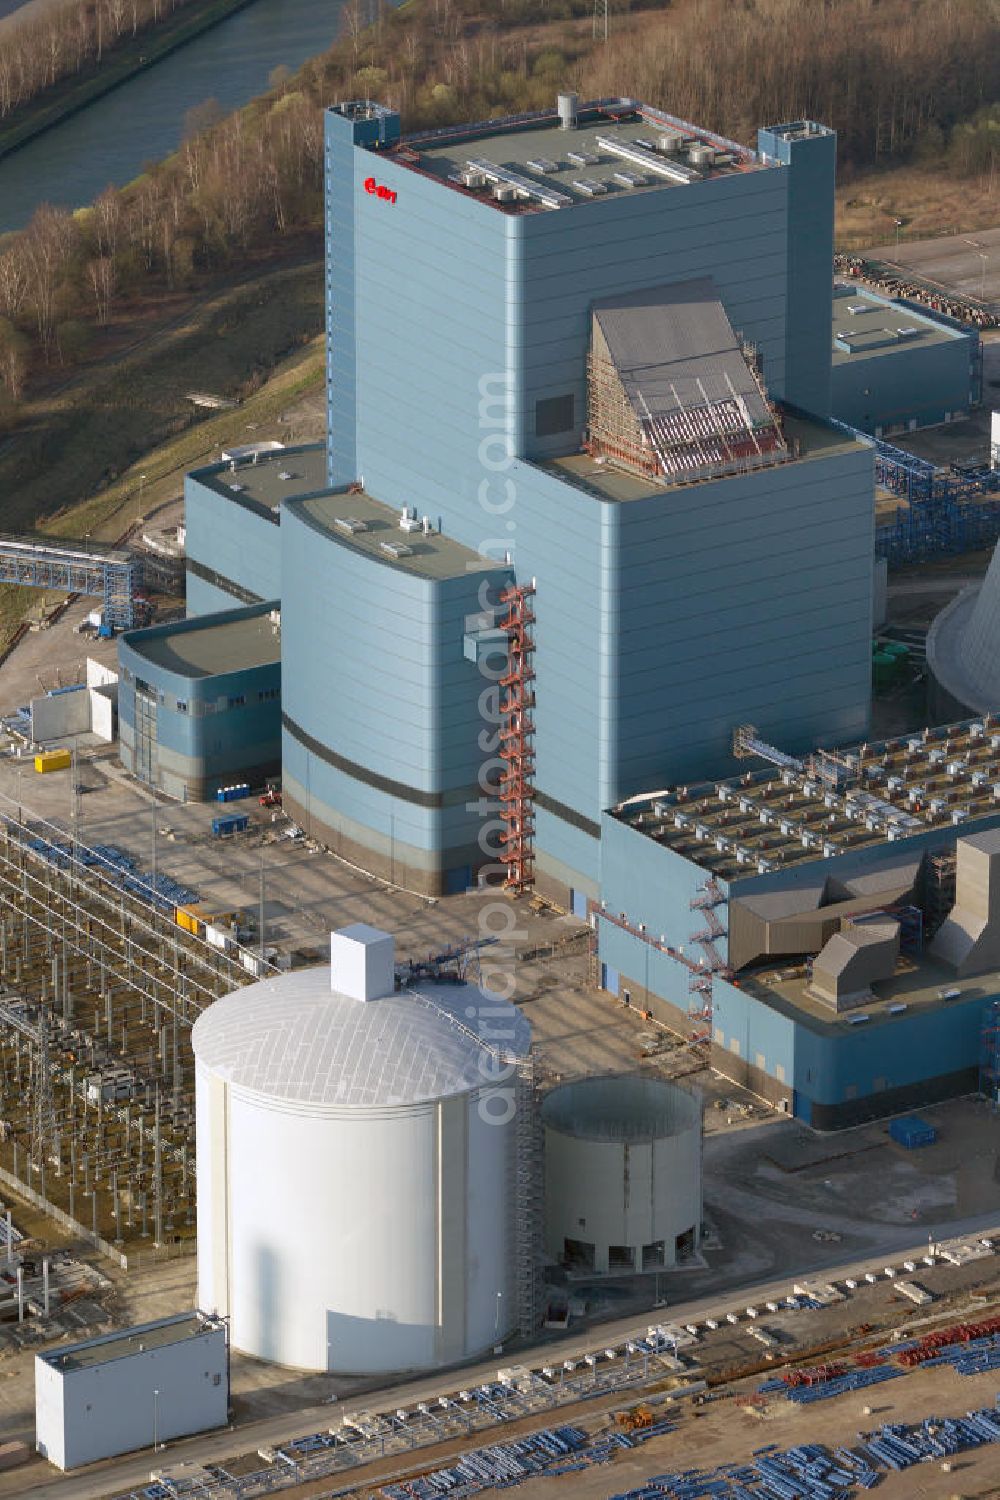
top-left (118, 604), bottom-right (282, 801)
top-left (542, 1074), bottom-right (702, 1274)
top-left (193, 925), bottom-right (531, 1373)
top-left (280, 490), bottom-right (510, 895)
top-left (926, 543), bottom-right (1000, 720)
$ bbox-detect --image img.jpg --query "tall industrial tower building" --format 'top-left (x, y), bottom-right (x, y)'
top-left (174, 96), bottom-right (874, 902)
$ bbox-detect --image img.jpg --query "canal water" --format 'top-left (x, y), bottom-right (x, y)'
top-left (0, 0), bottom-right (351, 232)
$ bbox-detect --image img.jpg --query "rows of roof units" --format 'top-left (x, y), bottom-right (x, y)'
top-left (618, 715), bottom-right (1000, 879)
top-left (401, 101), bottom-right (761, 211)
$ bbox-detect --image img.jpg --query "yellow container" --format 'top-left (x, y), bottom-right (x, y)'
top-left (175, 904), bottom-right (205, 934)
top-left (34, 749), bottom-right (71, 773)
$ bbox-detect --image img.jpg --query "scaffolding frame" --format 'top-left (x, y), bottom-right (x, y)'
top-left (498, 584), bottom-right (536, 893)
top-left (585, 337), bottom-right (789, 487)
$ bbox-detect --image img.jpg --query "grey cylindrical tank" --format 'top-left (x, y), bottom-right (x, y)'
top-left (542, 1074), bottom-right (702, 1275)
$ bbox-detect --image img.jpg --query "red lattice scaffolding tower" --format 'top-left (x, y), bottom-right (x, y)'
top-left (498, 583), bottom-right (536, 893)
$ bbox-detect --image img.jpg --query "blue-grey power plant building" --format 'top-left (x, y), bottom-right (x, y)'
top-left (143, 96), bottom-right (875, 897)
top-left (116, 94), bottom-right (1000, 1130)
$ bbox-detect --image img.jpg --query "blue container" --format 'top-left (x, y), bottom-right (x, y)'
top-left (211, 814), bottom-right (249, 837)
top-left (889, 1114), bottom-right (937, 1149)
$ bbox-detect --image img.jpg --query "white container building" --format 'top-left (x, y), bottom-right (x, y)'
top-left (35, 1312), bottom-right (228, 1471)
top-left (193, 924), bottom-right (532, 1374)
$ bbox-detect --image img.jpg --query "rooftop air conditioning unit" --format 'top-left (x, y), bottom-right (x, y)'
top-left (573, 178), bottom-right (607, 196)
top-left (656, 131), bottom-right (684, 153)
top-left (334, 516), bottom-right (368, 535)
top-left (379, 540), bottom-right (413, 559)
top-left (493, 183), bottom-right (518, 203)
top-left (526, 158), bottom-right (559, 174)
top-left (461, 169), bottom-right (486, 189)
top-left (688, 144), bottom-right (715, 167)
top-left (566, 149), bottom-right (599, 167)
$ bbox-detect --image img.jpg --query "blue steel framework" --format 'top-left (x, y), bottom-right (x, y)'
top-left (0, 535), bottom-right (142, 629)
top-left (825, 418), bottom-right (1000, 566)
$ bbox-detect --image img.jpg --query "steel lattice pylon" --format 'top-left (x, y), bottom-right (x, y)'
top-left (498, 584), bottom-right (536, 893)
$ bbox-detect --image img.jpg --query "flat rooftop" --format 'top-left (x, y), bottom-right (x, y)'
top-left (130, 609), bottom-right (281, 679)
top-left (832, 286), bottom-right (962, 363)
top-left (613, 714), bottom-right (1000, 880)
top-left (744, 949), bottom-right (999, 1035)
top-left (544, 411), bottom-right (865, 502)
top-left (40, 1313), bottom-right (221, 1373)
top-left (195, 444), bottom-right (328, 513)
top-left (394, 101), bottom-right (764, 213)
top-left (292, 489), bottom-right (502, 581)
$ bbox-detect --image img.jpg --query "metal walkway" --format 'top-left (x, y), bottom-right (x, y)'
top-left (0, 534), bottom-right (142, 629)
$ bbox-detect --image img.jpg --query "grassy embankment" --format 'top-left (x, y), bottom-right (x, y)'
top-left (0, 254), bottom-right (324, 646)
top-left (0, 0), bottom-right (258, 163)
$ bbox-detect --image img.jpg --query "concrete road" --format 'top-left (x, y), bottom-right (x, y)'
top-left (9, 1212), bottom-right (1000, 1500)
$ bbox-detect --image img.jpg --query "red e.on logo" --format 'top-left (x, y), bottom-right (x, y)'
top-left (364, 176), bottom-right (397, 204)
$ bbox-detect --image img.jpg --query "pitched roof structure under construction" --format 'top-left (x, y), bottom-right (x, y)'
top-left (587, 278), bottom-right (789, 484)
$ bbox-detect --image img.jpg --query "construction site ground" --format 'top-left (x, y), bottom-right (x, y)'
top-left (8, 1238), bottom-right (1000, 1500)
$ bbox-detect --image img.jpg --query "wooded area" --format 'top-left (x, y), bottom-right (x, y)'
top-left (0, 0), bottom-right (207, 123)
top-left (0, 0), bottom-right (997, 416)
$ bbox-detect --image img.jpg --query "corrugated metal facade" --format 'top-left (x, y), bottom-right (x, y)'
top-left (154, 101), bottom-right (875, 896)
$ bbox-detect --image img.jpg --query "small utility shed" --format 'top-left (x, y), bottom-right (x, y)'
top-left (35, 1311), bottom-right (228, 1470)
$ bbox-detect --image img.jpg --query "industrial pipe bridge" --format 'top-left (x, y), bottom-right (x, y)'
top-left (0, 534), bottom-right (143, 630)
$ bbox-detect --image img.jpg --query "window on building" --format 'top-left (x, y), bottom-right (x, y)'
top-left (675, 1227), bottom-right (696, 1261)
top-left (176, 701), bottom-right (187, 714)
top-left (713, 1026), bottom-right (724, 1045)
top-left (563, 1237), bottom-right (595, 1271)
top-left (228, 694), bottom-right (246, 709)
top-left (775, 1063), bottom-right (785, 1083)
top-left (535, 393), bottom-right (575, 437)
top-left (608, 1244), bottom-right (635, 1272)
top-left (642, 1241), bottom-right (665, 1270)
top-left (755, 1052), bottom-right (766, 1072)
top-left (729, 1037), bottom-right (741, 1057)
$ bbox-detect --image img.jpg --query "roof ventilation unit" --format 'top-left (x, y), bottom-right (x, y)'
top-left (566, 149), bottom-right (599, 167)
top-left (573, 178), bottom-right (607, 197)
top-left (379, 540), bottom-right (413, 559)
top-left (656, 131), bottom-right (684, 153)
top-left (557, 92), bottom-right (578, 130)
top-left (526, 157), bottom-right (559, 174)
top-left (493, 183), bottom-right (519, 203)
top-left (460, 169), bottom-right (486, 189)
top-left (399, 506), bottom-right (421, 533)
top-left (688, 144), bottom-right (715, 167)
top-left (612, 170), bottom-right (646, 188)
top-left (334, 516), bottom-right (368, 535)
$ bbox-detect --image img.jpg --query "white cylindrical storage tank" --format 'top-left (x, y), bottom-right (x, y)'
top-left (193, 930), bottom-right (530, 1374)
top-left (542, 1074), bottom-right (701, 1275)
